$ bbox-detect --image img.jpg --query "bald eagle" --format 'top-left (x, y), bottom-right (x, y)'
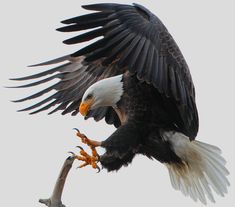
top-left (11, 3), bottom-right (229, 204)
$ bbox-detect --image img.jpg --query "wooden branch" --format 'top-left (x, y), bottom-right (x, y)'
top-left (39, 155), bottom-right (76, 207)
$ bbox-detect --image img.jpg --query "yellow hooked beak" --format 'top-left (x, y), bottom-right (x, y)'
top-left (79, 99), bottom-right (94, 116)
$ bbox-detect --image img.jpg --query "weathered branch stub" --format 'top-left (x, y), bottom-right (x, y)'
top-left (39, 155), bottom-right (76, 207)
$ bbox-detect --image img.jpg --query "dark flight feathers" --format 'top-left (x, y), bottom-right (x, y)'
top-left (12, 3), bottom-right (198, 138)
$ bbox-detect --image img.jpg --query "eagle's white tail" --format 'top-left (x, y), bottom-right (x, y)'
top-left (164, 132), bottom-right (229, 205)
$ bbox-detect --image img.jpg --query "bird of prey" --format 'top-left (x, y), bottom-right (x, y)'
top-left (11, 3), bottom-right (229, 204)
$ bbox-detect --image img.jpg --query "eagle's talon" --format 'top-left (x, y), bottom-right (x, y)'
top-left (76, 146), bottom-right (84, 151)
top-left (73, 128), bottom-right (80, 133)
top-left (77, 162), bottom-right (89, 169)
top-left (73, 129), bottom-right (101, 171)
top-left (96, 165), bottom-right (101, 173)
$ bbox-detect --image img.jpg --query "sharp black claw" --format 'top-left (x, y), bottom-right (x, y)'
top-left (96, 165), bottom-right (101, 173)
top-left (73, 128), bottom-right (80, 133)
top-left (76, 146), bottom-right (84, 151)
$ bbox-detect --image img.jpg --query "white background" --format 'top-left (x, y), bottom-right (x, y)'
top-left (0, 0), bottom-right (234, 206)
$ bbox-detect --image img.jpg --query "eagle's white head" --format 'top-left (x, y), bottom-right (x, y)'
top-left (79, 75), bottom-right (124, 116)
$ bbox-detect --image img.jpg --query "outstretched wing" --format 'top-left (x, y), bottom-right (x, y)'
top-left (12, 3), bottom-right (198, 138)
top-left (57, 3), bottom-right (198, 138)
top-left (11, 56), bottom-right (121, 127)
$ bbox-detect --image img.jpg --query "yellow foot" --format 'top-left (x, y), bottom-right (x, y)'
top-left (74, 128), bottom-right (101, 148)
top-left (72, 128), bottom-right (101, 172)
top-left (75, 146), bottom-right (100, 172)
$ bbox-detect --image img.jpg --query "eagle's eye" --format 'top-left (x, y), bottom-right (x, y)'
top-left (86, 94), bottom-right (93, 100)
